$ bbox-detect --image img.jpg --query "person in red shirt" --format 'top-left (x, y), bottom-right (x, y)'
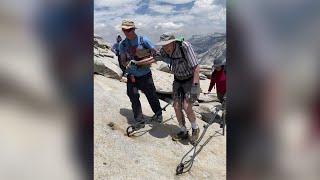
top-left (207, 59), bottom-right (226, 103)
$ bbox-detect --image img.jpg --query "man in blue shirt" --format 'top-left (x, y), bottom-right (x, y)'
top-left (119, 19), bottom-right (162, 127)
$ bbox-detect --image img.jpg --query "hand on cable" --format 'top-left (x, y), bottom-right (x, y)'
top-left (126, 60), bottom-right (139, 69)
top-left (190, 83), bottom-right (199, 103)
top-left (130, 60), bottom-right (140, 66)
top-left (153, 53), bottom-right (163, 61)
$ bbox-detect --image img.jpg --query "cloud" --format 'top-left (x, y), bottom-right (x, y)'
top-left (94, 0), bottom-right (140, 8)
top-left (191, 0), bottom-right (224, 14)
top-left (155, 0), bottom-right (195, 4)
top-left (94, 0), bottom-right (226, 43)
top-left (149, 3), bottom-right (175, 14)
top-left (155, 22), bottom-right (185, 30)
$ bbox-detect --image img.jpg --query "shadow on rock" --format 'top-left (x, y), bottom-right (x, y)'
top-left (148, 123), bottom-right (181, 139)
top-left (201, 112), bottom-right (222, 124)
top-left (149, 122), bottom-right (190, 145)
top-left (119, 108), bottom-right (136, 124)
top-left (119, 108), bottom-right (159, 125)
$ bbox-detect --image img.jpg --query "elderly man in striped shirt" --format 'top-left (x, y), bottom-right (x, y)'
top-left (130, 32), bottom-right (201, 143)
top-left (157, 32), bottom-right (201, 143)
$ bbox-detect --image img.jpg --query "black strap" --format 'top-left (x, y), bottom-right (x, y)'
top-left (139, 36), bottom-right (149, 51)
top-left (169, 41), bottom-right (187, 69)
top-left (178, 41), bottom-right (186, 60)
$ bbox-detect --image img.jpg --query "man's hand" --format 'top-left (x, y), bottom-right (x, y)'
top-left (130, 60), bottom-right (139, 66)
top-left (126, 60), bottom-right (139, 68)
top-left (153, 53), bottom-right (163, 61)
top-left (190, 83), bottom-right (199, 103)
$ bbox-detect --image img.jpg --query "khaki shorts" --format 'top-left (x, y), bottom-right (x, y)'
top-left (172, 77), bottom-right (199, 100)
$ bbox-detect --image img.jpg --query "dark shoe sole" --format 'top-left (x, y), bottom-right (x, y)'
top-left (172, 134), bottom-right (188, 141)
top-left (133, 123), bottom-right (145, 130)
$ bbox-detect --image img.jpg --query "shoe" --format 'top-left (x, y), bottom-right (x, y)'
top-left (190, 128), bottom-right (200, 144)
top-left (133, 121), bottom-right (145, 130)
top-left (133, 117), bottom-right (145, 130)
top-left (220, 121), bottom-right (224, 128)
top-left (172, 131), bottom-right (189, 141)
top-left (156, 114), bottom-right (163, 123)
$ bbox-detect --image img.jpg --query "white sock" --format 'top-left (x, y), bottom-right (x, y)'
top-left (191, 122), bottom-right (198, 129)
top-left (179, 124), bottom-right (187, 133)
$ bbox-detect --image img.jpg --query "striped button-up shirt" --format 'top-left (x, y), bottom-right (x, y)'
top-left (160, 41), bottom-right (198, 80)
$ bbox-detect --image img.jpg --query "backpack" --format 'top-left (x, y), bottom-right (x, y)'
top-left (168, 37), bottom-right (186, 69)
top-left (122, 36), bottom-right (150, 60)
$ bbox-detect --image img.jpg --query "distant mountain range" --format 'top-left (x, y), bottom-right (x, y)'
top-left (187, 32), bottom-right (226, 66)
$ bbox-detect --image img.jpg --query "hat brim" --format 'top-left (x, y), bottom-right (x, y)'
top-left (155, 39), bottom-right (177, 46)
top-left (121, 25), bottom-right (137, 29)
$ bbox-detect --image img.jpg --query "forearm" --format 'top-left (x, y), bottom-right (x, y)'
top-left (208, 83), bottom-right (214, 92)
top-left (136, 57), bottom-right (156, 65)
top-left (121, 56), bottom-right (127, 67)
top-left (208, 76), bottom-right (215, 91)
top-left (193, 65), bottom-right (200, 84)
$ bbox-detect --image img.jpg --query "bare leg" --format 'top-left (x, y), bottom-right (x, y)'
top-left (173, 98), bottom-right (184, 125)
top-left (184, 99), bottom-right (196, 123)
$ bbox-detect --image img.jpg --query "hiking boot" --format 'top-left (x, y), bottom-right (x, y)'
top-left (190, 128), bottom-right (200, 144)
top-left (133, 121), bottom-right (145, 130)
top-left (172, 131), bottom-right (189, 141)
top-left (156, 114), bottom-right (163, 123)
top-left (133, 117), bottom-right (145, 130)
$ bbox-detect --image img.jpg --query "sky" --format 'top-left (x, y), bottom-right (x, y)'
top-left (94, 0), bottom-right (226, 43)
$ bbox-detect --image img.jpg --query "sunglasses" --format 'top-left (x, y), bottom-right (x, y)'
top-left (122, 28), bottom-right (133, 33)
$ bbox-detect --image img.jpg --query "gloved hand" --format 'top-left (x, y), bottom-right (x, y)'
top-left (130, 60), bottom-right (139, 66)
top-left (153, 53), bottom-right (163, 61)
top-left (190, 83), bottom-right (199, 103)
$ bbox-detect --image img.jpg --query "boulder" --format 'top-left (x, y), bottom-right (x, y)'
top-left (199, 65), bottom-right (212, 70)
top-left (94, 75), bottom-right (226, 179)
top-left (199, 73), bottom-right (207, 80)
top-left (193, 102), bottom-right (223, 124)
top-left (198, 93), bottom-right (220, 103)
top-left (158, 62), bottom-right (171, 73)
top-left (200, 69), bottom-right (212, 78)
top-left (151, 69), bottom-right (174, 94)
top-left (94, 57), bottom-right (123, 80)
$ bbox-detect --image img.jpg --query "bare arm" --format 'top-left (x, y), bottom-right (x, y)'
top-left (132, 48), bottom-right (159, 65)
top-left (120, 54), bottom-right (128, 67)
top-left (193, 64), bottom-right (200, 84)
